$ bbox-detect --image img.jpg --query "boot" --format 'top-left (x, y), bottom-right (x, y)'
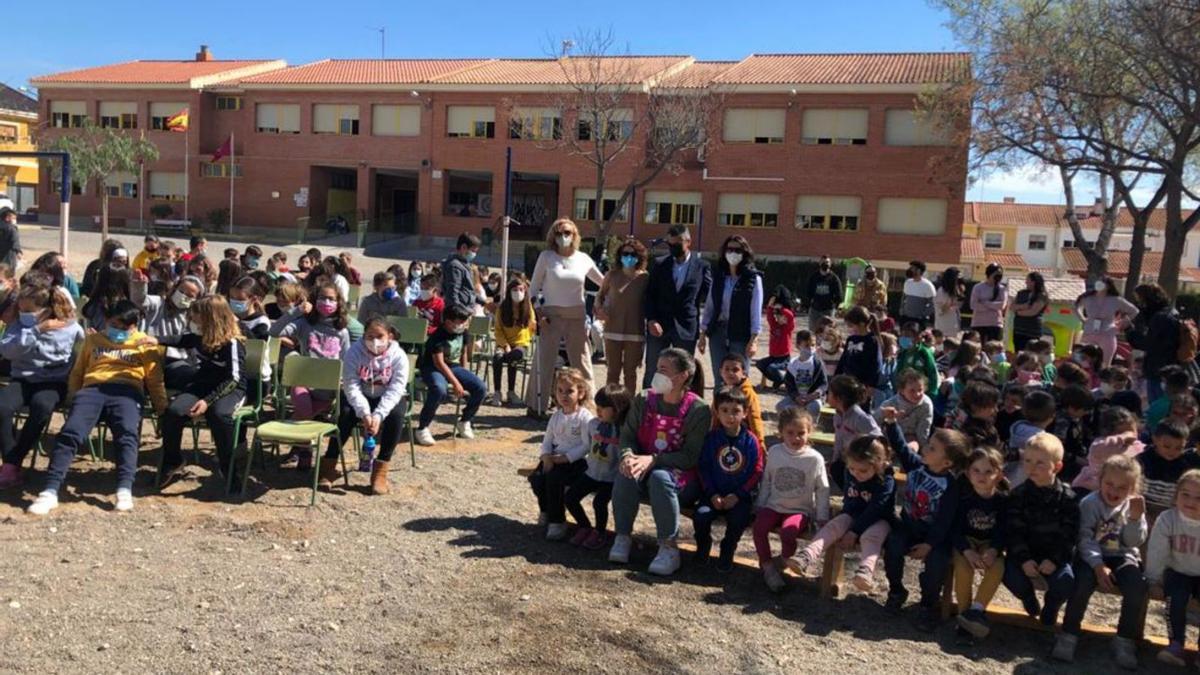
top-left (370, 460), bottom-right (391, 495)
top-left (318, 458), bottom-right (340, 489)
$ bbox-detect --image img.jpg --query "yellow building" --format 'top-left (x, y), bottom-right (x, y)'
top-left (0, 83), bottom-right (38, 213)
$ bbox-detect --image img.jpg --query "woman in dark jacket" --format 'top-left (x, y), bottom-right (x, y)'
top-left (80, 239), bottom-right (128, 298)
top-left (1127, 283), bottom-right (1181, 401)
top-left (699, 235), bottom-right (763, 376)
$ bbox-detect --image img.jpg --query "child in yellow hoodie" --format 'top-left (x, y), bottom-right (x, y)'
top-left (28, 299), bottom-right (167, 515)
top-left (715, 352), bottom-right (766, 447)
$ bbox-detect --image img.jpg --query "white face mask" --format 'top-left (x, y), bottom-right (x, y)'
top-left (1100, 383), bottom-right (1116, 397)
top-left (557, 234), bottom-right (573, 249)
top-left (367, 338), bottom-right (388, 355)
top-left (650, 371), bottom-right (675, 395)
top-left (171, 290), bottom-right (193, 310)
top-left (450, 323), bottom-right (467, 335)
top-left (725, 251), bottom-right (743, 267)
top-left (511, 290), bottom-right (526, 303)
top-left (188, 321), bottom-right (202, 334)
top-left (1093, 281), bottom-right (1106, 293)
top-left (797, 348), bottom-right (813, 361)
top-left (419, 289), bottom-right (434, 301)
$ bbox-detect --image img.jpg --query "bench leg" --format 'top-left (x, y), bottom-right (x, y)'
top-left (940, 568), bottom-right (956, 619)
top-left (820, 545), bottom-right (845, 599)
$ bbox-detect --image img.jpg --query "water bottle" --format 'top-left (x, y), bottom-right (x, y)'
top-left (359, 435), bottom-right (377, 472)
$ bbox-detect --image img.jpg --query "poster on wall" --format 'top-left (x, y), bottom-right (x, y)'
top-left (294, 186), bottom-right (309, 208)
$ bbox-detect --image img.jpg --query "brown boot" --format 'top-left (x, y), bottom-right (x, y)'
top-left (317, 458), bottom-right (340, 489)
top-left (370, 460), bottom-right (391, 495)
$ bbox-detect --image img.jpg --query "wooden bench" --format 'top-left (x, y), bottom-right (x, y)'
top-left (153, 218), bottom-right (193, 236)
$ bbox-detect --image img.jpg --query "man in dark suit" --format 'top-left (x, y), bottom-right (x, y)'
top-left (642, 225), bottom-right (711, 388)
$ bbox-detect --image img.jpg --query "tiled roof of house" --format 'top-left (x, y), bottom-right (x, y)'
top-left (712, 52), bottom-right (970, 85)
top-left (31, 60), bottom-right (286, 87)
top-left (1005, 277), bottom-right (1087, 303)
top-left (426, 56), bottom-right (693, 85)
top-left (1060, 248), bottom-right (1200, 282)
top-left (239, 59), bottom-right (490, 85)
top-left (984, 251), bottom-right (1030, 271)
top-left (963, 200), bottom-right (1192, 232)
top-left (961, 236), bottom-right (985, 262)
top-left (0, 83), bottom-right (36, 114)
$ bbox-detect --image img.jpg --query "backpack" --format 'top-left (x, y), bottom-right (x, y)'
top-left (1178, 317), bottom-right (1199, 363)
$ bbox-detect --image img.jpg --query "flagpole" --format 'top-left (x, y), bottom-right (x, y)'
top-left (228, 131), bottom-right (235, 234)
top-left (183, 114), bottom-right (190, 224)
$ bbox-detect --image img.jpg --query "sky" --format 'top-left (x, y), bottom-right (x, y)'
top-left (0, 0), bottom-right (1159, 207)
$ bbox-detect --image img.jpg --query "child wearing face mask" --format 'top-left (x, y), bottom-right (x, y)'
top-left (229, 276), bottom-right (270, 340)
top-left (268, 282), bottom-right (310, 339)
top-left (778, 330), bottom-right (827, 416)
top-left (489, 278), bottom-right (536, 407)
top-left (27, 300), bottom-right (167, 515)
top-left (414, 305), bottom-right (488, 447)
top-left (357, 271), bottom-right (407, 324)
top-left (132, 271), bottom-right (204, 389)
top-left (323, 319), bottom-right (410, 495)
top-left (0, 283), bottom-right (85, 489)
top-left (756, 287), bottom-right (796, 389)
top-left (894, 322), bottom-right (939, 393)
top-left (818, 328), bottom-right (844, 379)
top-left (413, 272), bottom-right (444, 336)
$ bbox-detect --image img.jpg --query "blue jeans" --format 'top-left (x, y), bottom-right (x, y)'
top-left (419, 365), bottom-right (486, 429)
top-left (1002, 556), bottom-right (1075, 624)
top-left (706, 322), bottom-right (748, 379)
top-left (612, 468), bottom-right (701, 541)
top-left (1164, 568), bottom-right (1200, 646)
top-left (692, 497), bottom-right (753, 560)
top-left (755, 355), bottom-right (788, 387)
top-left (642, 333), bottom-right (698, 388)
top-left (883, 524), bottom-right (952, 606)
top-left (44, 384), bottom-right (144, 493)
top-left (1062, 554), bottom-right (1147, 639)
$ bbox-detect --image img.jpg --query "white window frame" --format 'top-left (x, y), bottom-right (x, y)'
top-left (255, 103), bottom-right (301, 134)
top-left (717, 193), bottom-right (780, 228)
top-left (371, 104), bottom-right (421, 137)
top-left (722, 108), bottom-right (786, 144)
top-left (794, 195), bottom-right (862, 232)
top-left (801, 108), bottom-right (869, 145)
top-left (1027, 234), bottom-right (1047, 251)
top-left (983, 232), bottom-right (1004, 249)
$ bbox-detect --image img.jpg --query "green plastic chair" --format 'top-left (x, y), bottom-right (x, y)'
top-left (467, 315), bottom-right (495, 376)
top-left (240, 355), bottom-right (345, 504)
top-left (387, 316), bottom-right (429, 355)
top-left (347, 284), bottom-right (362, 310)
top-left (349, 352), bottom-right (419, 470)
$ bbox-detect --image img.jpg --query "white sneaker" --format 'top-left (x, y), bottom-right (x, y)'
top-left (546, 523), bottom-right (568, 541)
top-left (457, 421), bottom-right (475, 439)
top-left (115, 488), bottom-right (134, 512)
top-left (27, 490), bottom-right (59, 516)
top-left (414, 428), bottom-right (435, 446)
top-left (648, 544), bottom-right (681, 576)
top-left (608, 534), bottom-right (632, 564)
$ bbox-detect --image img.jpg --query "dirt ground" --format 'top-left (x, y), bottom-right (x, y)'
top-left (0, 346), bottom-right (1181, 674)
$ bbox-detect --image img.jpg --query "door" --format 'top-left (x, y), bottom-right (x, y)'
top-left (393, 189), bottom-right (417, 234)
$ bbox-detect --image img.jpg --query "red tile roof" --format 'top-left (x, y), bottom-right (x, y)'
top-left (240, 59), bottom-right (489, 85)
top-left (427, 56), bottom-right (692, 85)
top-left (31, 60), bottom-right (284, 86)
top-left (961, 236), bottom-right (984, 262)
top-left (984, 251), bottom-right (1030, 271)
top-left (659, 61), bottom-right (739, 88)
top-left (1059, 248), bottom-right (1200, 282)
top-left (963, 200), bottom-right (1193, 232)
top-left (713, 53), bottom-right (970, 85)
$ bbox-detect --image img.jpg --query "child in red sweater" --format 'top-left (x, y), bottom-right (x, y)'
top-left (413, 273), bottom-right (444, 336)
top-left (756, 287), bottom-right (795, 389)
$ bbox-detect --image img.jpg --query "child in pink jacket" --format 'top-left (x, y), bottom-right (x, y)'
top-left (1072, 406), bottom-right (1143, 496)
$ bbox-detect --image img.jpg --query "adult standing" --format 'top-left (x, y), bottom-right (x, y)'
top-left (1012, 271), bottom-right (1049, 352)
top-left (969, 263), bottom-right (1008, 342)
top-left (642, 225), bottom-right (711, 388)
top-left (804, 256), bottom-right (842, 328)
top-left (527, 219), bottom-right (605, 416)
top-left (0, 208), bottom-right (21, 271)
top-left (608, 348), bottom-right (711, 576)
top-left (1076, 276), bottom-right (1139, 368)
top-left (595, 236), bottom-right (649, 391)
top-left (900, 260), bottom-right (937, 328)
top-left (699, 235), bottom-right (763, 376)
top-left (853, 265), bottom-right (887, 310)
top-left (933, 267), bottom-right (965, 337)
top-left (441, 233), bottom-right (487, 313)
top-left (1127, 283), bottom-right (1181, 401)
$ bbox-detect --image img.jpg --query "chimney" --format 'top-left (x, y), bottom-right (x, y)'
top-left (1002, 196), bottom-right (1015, 204)
top-left (195, 45), bottom-right (213, 62)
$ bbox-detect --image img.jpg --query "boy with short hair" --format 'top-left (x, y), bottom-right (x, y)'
top-left (413, 272), bottom-right (445, 336)
top-left (1139, 420), bottom-right (1200, 515)
top-left (1147, 365), bottom-right (1192, 431)
top-left (1008, 389), bottom-right (1057, 483)
top-left (1002, 433), bottom-right (1080, 626)
top-left (693, 385), bottom-right (764, 571)
top-left (223, 247), bottom-right (239, 261)
top-left (716, 353), bottom-right (765, 448)
top-left (357, 270), bottom-right (407, 323)
top-left (955, 381), bottom-right (1001, 449)
top-left (27, 300), bottom-right (168, 515)
top-left (1028, 338), bottom-right (1057, 383)
top-left (413, 305), bottom-right (487, 446)
top-left (133, 234), bottom-right (159, 272)
top-left (996, 383), bottom-right (1027, 446)
top-left (875, 368), bottom-right (934, 447)
top-left (1052, 385), bottom-right (1095, 484)
top-left (982, 340), bottom-right (1010, 382)
top-left (778, 329), bottom-right (827, 417)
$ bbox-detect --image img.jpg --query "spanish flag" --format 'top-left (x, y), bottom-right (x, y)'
top-left (165, 109), bottom-right (188, 132)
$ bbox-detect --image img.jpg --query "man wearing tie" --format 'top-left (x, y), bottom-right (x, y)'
top-left (642, 225), bottom-right (711, 388)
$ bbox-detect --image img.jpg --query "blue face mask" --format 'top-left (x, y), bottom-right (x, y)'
top-left (382, 287), bottom-right (397, 301)
top-left (229, 299), bottom-right (248, 315)
top-left (18, 311), bottom-right (38, 327)
top-left (106, 327), bottom-right (130, 343)
top-left (245, 256), bottom-right (260, 270)
top-left (992, 352), bottom-right (1007, 364)
top-left (620, 255), bottom-right (638, 269)
top-left (465, 251), bottom-right (477, 262)
top-left (899, 336), bottom-right (914, 350)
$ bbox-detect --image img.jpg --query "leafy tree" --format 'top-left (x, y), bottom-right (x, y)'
top-left (47, 122), bottom-right (159, 240)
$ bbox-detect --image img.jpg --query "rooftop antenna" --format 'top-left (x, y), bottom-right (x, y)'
top-left (560, 39), bottom-right (574, 57)
top-left (371, 26), bottom-right (385, 58)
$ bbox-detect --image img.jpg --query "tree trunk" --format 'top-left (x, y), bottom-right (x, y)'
top-left (101, 191), bottom-right (109, 242)
top-left (1125, 214), bottom-right (1149, 301)
top-left (593, 163), bottom-right (608, 244)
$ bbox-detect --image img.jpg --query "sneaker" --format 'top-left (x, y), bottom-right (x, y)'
top-left (647, 545), bottom-right (681, 576)
top-left (915, 606), bottom-right (941, 633)
top-left (156, 460), bottom-right (187, 490)
top-left (582, 529), bottom-right (607, 550)
top-left (1157, 643), bottom-right (1187, 667)
top-left (1112, 636), bottom-right (1139, 670)
top-left (956, 607), bottom-right (991, 639)
top-left (505, 391), bottom-right (519, 406)
top-left (569, 527), bottom-right (593, 546)
top-left (885, 589), bottom-right (909, 614)
top-left (414, 428), bottom-right (436, 446)
top-left (1051, 633), bottom-right (1078, 663)
top-left (457, 421), bottom-right (475, 440)
top-left (785, 550), bottom-right (814, 576)
top-left (27, 490), bottom-right (59, 516)
top-left (608, 534), bottom-right (632, 564)
top-left (537, 512), bottom-right (549, 526)
top-left (483, 393), bottom-right (501, 406)
top-left (279, 450), bottom-right (300, 469)
top-left (115, 488), bottom-right (134, 512)
top-left (545, 523), bottom-right (568, 541)
top-left (954, 625), bottom-right (977, 647)
top-left (763, 564), bottom-right (786, 592)
top-left (0, 463), bottom-right (21, 489)
top-left (715, 551), bottom-right (735, 573)
top-left (851, 565), bottom-right (875, 592)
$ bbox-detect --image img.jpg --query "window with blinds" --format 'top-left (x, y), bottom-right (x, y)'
top-left (718, 193), bottom-right (779, 228)
top-left (577, 108), bottom-right (634, 141)
top-left (313, 104), bottom-right (360, 135)
top-left (447, 106), bottom-right (495, 138)
top-left (876, 198), bottom-right (948, 235)
top-left (149, 102), bottom-right (187, 131)
top-left (200, 162), bottom-right (244, 178)
top-left (99, 102), bottom-right (137, 129)
top-left (795, 195), bottom-right (862, 232)
top-left (50, 101), bottom-right (87, 128)
top-left (215, 96), bottom-right (242, 111)
top-left (643, 191), bottom-right (701, 225)
top-left (573, 188), bottom-right (629, 222)
top-left (884, 109), bottom-right (952, 146)
top-left (801, 108), bottom-right (869, 145)
top-left (508, 107), bottom-right (562, 141)
top-left (722, 108), bottom-right (786, 144)
top-left (104, 171), bottom-right (139, 199)
top-left (148, 172), bottom-right (186, 201)
top-left (255, 103), bottom-right (301, 134)
top-left (372, 105), bottom-right (421, 137)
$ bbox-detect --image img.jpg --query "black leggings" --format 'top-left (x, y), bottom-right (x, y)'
top-left (492, 347), bottom-right (526, 393)
top-left (529, 459), bottom-right (586, 524)
top-left (0, 379), bottom-right (67, 465)
top-left (564, 474), bottom-right (613, 531)
top-left (160, 387), bottom-right (247, 470)
top-left (325, 395), bottom-right (405, 462)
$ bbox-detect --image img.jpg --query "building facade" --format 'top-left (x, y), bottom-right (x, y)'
top-left (0, 83), bottom-right (39, 213)
top-left (32, 48), bottom-right (970, 266)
